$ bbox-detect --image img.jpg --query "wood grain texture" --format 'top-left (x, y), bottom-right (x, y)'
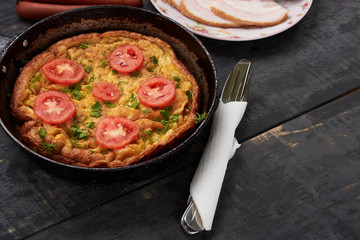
top-left (25, 83), bottom-right (360, 240)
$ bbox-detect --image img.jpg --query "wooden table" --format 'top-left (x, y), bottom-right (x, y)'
top-left (1, 1), bottom-right (359, 239)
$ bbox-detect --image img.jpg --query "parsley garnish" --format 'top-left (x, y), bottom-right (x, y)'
top-left (80, 43), bottom-right (88, 49)
top-left (175, 83), bottom-right (180, 88)
top-left (195, 112), bottom-right (207, 124)
top-left (29, 83), bottom-right (38, 90)
top-left (104, 101), bottom-right (116, 108)
top-left (88, 121), bottom-right (95, 129)
top-left (112, 70), bottom-right (118, 75)
top-left (84, 74), bottom-right (95, 85)
top-left (130, 71), bottom-right (142, 77)
top-left (63, 84), bottom-right (84, 100)
top-left (84, 65), bottom-right (93, 73)
top-left (71, 124), bottom-right (89, 140)
top-left (31, 74), bottom-right (41, 83)
top-left (172, 76), bottom-right (181, 82)
top-left (70, 139), bottom-right (80, 148)
top-left (127, 93), bottom-right (140, 109)
top-left (153, 106), bottom-right (180, 141)
top-left (185, 90), bottom-right (192, 100)
top-left (40, 142), bottom-right (58, 154)
top-left (141, 109), bottom-right (150, 115)
top-left (101, 61), bottom-right (107, 68)
top-left (160, 106), bottom-right (172, 120)
top-left (37, 128), bottom-right (46, 139)
top-left (150, 56), bottom-right (158, 64)
top-left (90, 101), bottom-right (102, 118)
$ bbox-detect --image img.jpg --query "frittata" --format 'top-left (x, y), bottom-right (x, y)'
top-left (11, 30), bottom-right (200, 168)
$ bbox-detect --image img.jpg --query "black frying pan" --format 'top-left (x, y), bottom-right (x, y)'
top-left (0, 5), bottom-right (218, 182)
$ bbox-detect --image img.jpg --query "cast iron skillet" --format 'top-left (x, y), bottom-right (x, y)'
top-left (0, 5), bottom-right (218, 182)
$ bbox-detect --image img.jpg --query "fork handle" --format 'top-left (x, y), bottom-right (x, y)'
top-left (189, 101), bottom-right (247, 231)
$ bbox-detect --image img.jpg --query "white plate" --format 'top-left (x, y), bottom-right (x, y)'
top-left (150, 0), bottom-right (313, 41)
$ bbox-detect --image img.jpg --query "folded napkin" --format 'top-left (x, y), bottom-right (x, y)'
top-left (189, 100), bottom-right (247, 230)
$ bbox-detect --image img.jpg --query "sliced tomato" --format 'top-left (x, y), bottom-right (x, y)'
top-left (95, 116), bottom-right (140, 149)
top-left (41, 58), bottom-right (85, 85)
top-left (92, 82), bottom-right (121, 102)
top-left (137, 77), bottom-right (176, 107)
top-left (109, 45), bottom-right (144, 74)
top-left (33, 90), bottom-right (76, 125)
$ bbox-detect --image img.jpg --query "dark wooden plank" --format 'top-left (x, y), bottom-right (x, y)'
top-left (25, 88), bottom-right (360, 240)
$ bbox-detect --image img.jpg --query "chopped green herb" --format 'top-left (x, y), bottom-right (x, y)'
top-left (88, 121), bottom-right (95, 129)
top-left (153, 106), bottom-right (180, 141)
top-left (104, 101), bottom-right (116, 108)
top-left (61, 88), bottom-right (71, 93)
top-left (175, 83), bottom-right (180, 88)
top-left (160, 106), bottom-right (172, 120)
top-left (88, 59), bottom-right (93, 62)
top-left (195, 112), bottom-right (207, 124)
top-left (37, 128), bottom-right (46, 139)
top-left (71, 123), bottom-right (90, 141)
top-left (112, 70), bottom-right (118, 75)
top-left (185, 90), bottom-right (192, 100)
top-left (155, 124), bottom-right (171, 141)
top-left (101, 61), bottom-right (107, 68)
top-left (86, 86), bottom-right (93, 90)
top-left (84, 65), bottom-right (93, 73)
top-left (29, 83), bottom-right (38, 90)
top-left (130, 71), bottom-right (142, 77)
top-left (80, 43), bottom-right (88, 49)
top-left (82, 116), bottom-right (89, 122)
top-left (84, 74), bottom-right (95, 85)
top-left (172, 76), bottom-right (181, 82)
top-left (90, 111), bottom-right (101, 118)
top-left (64, 84), bottom-right (85, 100)
top-left (70, 139), bottom-right (80, 148)
top-left (79, 132), bottom-right (88, 140)
top-left (40, 142), bottom-right (58, 154)
top-left (72, 89), bottom-right (84, 100)
top-left (170, 114), bottom-right (179, 122)
top-left (118, 81), bottom-right (128, 86)
top-left (127, 93), bottom-right (140, 109)
top-left (92, 101), bottom-right (102, 111)
top-left (31, 74), bottom-right (41, 83)
top-left (100, 150), bottom-right (107, 154)
top-left (141, 109), bottom-right (150, 115)
top-left (150, 56), bottom-right (158, 64)
top-left (90, 101), bottom-right (102, 118)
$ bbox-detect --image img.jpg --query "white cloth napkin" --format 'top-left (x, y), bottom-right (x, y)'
top-left (189, 100), bottom-right (247, 230)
